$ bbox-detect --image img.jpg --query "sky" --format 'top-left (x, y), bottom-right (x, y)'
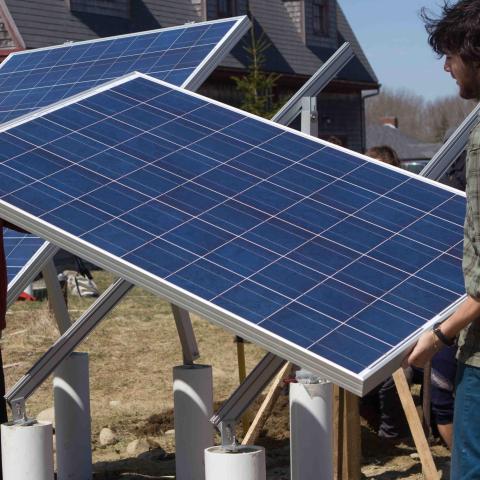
top-left (338, 0), bottom-right (458, 101)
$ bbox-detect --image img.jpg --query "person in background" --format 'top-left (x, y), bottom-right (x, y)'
top-left (366, 145), bottom-right (401, 167)
top-left (325, 135), bottom-right (344, 147)
top-left (361, 144), bottom-right (410, 439)
top-left (409, 2), bottom-right (480, 477)
top-left (366, 141), bottom-right (459, 449)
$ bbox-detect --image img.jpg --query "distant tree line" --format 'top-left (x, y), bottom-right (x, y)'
top-left (366, 87), bottom-right (477, 143)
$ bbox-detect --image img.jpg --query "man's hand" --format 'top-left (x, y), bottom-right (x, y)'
top-left (406, 330), bottom-right (442, 368)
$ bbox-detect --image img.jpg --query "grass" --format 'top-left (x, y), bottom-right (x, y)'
top-left (2, 270), bottom-right (452, 479)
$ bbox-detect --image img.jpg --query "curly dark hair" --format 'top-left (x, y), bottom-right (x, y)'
top-left (421, 1), bottom-right (480, 62)
top-left (365, 145), bottom-right (400, 167)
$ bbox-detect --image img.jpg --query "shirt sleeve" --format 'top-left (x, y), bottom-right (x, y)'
top-left (463, 125), bottom-right (480, 298)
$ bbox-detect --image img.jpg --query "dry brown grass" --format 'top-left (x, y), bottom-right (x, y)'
top-left (2, 271), bottom-right (451, 479)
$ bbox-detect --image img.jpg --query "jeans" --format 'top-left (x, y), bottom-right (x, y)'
top-left (0, 349), bottom-right (6, 480)
top-left (451, 362), bottom-right (480, 479)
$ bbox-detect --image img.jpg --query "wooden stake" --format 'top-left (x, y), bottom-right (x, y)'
top-left (342, 391), bottom-right (361, 480)
top-left (422, 361), bottom-right (432, 439)
top-left (333, 385), bottom-right (344, 480)
top-left (235, 336), bottom-right (251, 434)
top-left (392, 368), bottom-right (439, 480)
top-left (242, 362), bottom-right (291, 445)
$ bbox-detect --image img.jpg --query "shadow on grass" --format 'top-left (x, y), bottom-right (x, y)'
top-left (93, 448), bottom-right (175, 480)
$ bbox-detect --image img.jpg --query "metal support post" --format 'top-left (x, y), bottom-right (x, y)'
top-left (42, 260), bottom-right (71, 334)
top-left (5, 279), bottom-right (133, 421)
top-left (290, 379), bottom-right (333, 480)
top-left (171, 304), bottom-right (199, 364)
top-left (272, 42), bottom-right (354, 127)
top-left (420, 103), bottom-right (480, 181)
top-left (211, 353), bottom-right (286, 450)
top-left (2, 421), bottom-right (54, 480)
top-left (173, 364), bottom-right (213, 480)
top-left (300, 97), bottom-right (319, 137)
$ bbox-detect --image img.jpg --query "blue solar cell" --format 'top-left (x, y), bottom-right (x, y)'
top-left (333, 257), bottom-right (409, 297)
top-left (311, 180), bottom-right (377, 214)
top-left (300, 279), bottom-right (375, 322)
top-left (0, 75), bottom-right (466, 390)
top-left (262, 304), bottom-right (340, 348)
top-left (243, 218), bottom-right (313, 256)
top-left (213, 280), bottom-right (289, 324)
top-left (347, 301), bottom-right (425, 345)
top-left (309, 325), bottom-right (392, 372)
top-left (200, 200), bottom-right (268, 235)
top-left (279, 198), bottom-right (345, 234)
top-left (41, 201), bottom-right (112, 236)
top-left (270, 164), bottom-right (331, 196)
top-left (195, 165), bottom-right (258, 197)
top-left (252, 258), bottom-right (325, 298)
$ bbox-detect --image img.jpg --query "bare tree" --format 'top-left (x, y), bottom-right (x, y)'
top-left (366, 87), bottom-right (476, 143)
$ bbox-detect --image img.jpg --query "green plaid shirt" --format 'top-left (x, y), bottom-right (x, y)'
top-left (457, 123), bottom-right (480, 366)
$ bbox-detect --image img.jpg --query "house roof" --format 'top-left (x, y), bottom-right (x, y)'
top-left (366, 124), bottom-right (441, 160)
top-left (1, 0), bottom-right (378, 86)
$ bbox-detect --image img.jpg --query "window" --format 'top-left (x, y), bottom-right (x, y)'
top-left (217, 0), bottom-right (236, 18)
top-left (312, 0), bottom-right (329, 37)
top-left (68, 0), bottom-right (130, 19)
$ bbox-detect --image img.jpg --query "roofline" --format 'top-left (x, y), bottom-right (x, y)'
top-left (0, 0), bottom-right (25, 50)
top-left (210, 66), bottom-right (380, 91)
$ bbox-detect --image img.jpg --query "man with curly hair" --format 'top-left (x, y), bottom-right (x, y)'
top-left (408, 1), bottom-right (480, 477)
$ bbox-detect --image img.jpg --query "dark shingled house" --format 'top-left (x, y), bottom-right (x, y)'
top-left (0, 0), bottom-right (379, 151)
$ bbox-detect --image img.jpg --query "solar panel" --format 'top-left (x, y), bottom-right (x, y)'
top-left (3, 16), bottom-right (249, 290)
top-left (0, 73), bottom-right (466, 395)
top-left (4, 229), bottom-right (43, 284)
top-left (0, 17), bottom-right (249, 124)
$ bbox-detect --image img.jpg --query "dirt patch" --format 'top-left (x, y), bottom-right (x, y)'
top-left (3, 271), bottom-right (451, 479)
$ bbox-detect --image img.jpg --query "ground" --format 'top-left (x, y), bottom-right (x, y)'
top-left (3, 271), bottom-right (451, 479)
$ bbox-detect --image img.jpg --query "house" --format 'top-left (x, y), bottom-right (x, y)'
top-left (0, 0), bottom-right (379, 151)
top-left (366, 117), bottom-right (442, 173)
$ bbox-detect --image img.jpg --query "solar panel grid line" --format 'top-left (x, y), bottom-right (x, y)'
top-left (2, 99), bottom-right (461, 328)
top-left (3, 99), bottom-right (464, 326)
top-left (0, 71), bottom-right (464, 394)
top-left (2, 74), bottom-right (464, 318)
top-left (1, 77), bottom-right (466, 274)
top-left (0, 65), bottom-right (466, 244)
top-left (4, 17), bottom-right (249, 294)
top-left (0, 70), bottom-right (464, 266)
top-left (0, 196), bottom-right (366, 393)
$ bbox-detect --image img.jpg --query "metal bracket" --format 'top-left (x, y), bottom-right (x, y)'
top-left (272, 42), bottom-right (354, 127)
top-left (171, 304), bottom-right (199, 365)
top-left (5, 279), bottom-right (133, 409)
top-left (219, 421), bottom-right (237, 451)
top-left (10, 397), bottom-right (35, 425)
top-left (420, 103), bottom-right (480, 181)
top-left (211, 353), bottom-right (286, 447)
top-left (300, 97), bottom-right (319, 137)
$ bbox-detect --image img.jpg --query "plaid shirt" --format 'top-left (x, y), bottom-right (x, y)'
top-left (457, 123), bottom-right (480, 366)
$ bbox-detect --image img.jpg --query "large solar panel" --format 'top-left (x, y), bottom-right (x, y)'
top-left (3, 16), bottom-right (249, 290)
top-left (0, 17), bottom-right (248, 124)
top-left (0, 73), bottom-right (466, 394)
